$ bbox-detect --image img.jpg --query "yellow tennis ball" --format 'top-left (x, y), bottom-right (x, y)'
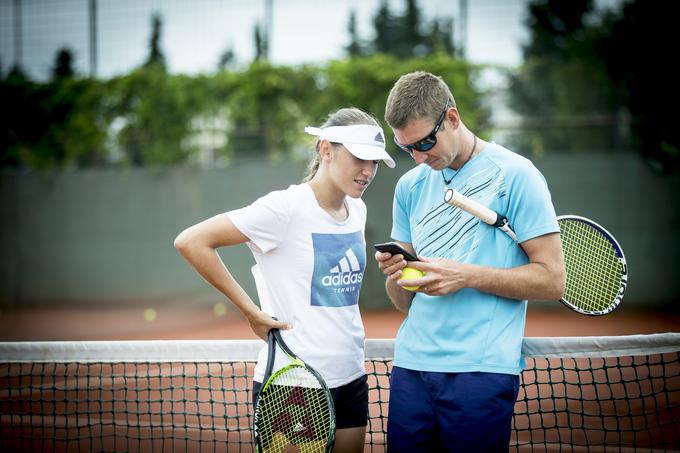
top-left (401, 266), bottom-right (425, 291)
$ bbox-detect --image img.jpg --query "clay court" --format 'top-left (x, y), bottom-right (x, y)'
top-left (1, 304), bottom-right (679, 341)
top-left (2, 304), bottom-right (680, 452)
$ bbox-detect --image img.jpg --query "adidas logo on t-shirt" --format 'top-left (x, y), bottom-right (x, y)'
top-left (311, 231), bottom-right (365, 307)
top-left (321, 248), bottom-right (363, 287)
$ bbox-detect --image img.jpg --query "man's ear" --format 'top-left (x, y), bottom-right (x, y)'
top-left (446, 107), bottom-right (461, 129)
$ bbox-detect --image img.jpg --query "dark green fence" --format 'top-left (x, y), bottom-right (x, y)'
top-left (1, 153), bottom-right (678, 309)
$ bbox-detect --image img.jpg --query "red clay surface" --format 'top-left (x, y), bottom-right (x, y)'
top-left (2, 304), bottom-right (679, 452)
top-left (0, 303), bottom-right (678, 341)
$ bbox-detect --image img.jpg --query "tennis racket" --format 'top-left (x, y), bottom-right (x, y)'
top-left (253, 325), bottom-right (335, 453)
top-left (444, 188), bottom-right (627, 316)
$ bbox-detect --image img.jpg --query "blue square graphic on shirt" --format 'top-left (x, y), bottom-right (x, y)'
top-left (310, 231), bottom-right (366, 307)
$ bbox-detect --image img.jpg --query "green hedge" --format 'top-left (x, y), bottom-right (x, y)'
top-left (1, 54), bottom-right (486, 169)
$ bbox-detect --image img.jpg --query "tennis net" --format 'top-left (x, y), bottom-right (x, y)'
top-left (1, 333), bottom-right (679, 452)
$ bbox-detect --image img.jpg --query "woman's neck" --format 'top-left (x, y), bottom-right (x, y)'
top-left (308, 176), bottom-right (348, 221)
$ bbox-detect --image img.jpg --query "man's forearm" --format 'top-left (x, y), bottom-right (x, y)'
top-left (464, 232), bottom-right (566, 301)
top-left (466, 262), bottom-right (565, 301)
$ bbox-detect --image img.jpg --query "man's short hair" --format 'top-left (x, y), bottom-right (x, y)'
top-left (385, 71), bottom-right (456, 130)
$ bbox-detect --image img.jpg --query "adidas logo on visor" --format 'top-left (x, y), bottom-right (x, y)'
top-left (374, 132), bottom-right (385, 144)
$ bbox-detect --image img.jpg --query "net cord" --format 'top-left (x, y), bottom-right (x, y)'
top-left (1, 334), bottom-right (678, 363)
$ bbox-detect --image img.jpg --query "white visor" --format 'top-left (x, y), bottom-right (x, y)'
top-left (305, 125), bottom-right (396, 168)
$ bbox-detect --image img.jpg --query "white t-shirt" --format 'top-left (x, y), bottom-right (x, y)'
top-left (226, 183), bottom-right (367, 388)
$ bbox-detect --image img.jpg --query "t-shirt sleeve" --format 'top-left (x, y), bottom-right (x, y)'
top-left (225, 189), bottom-right (292, 254)
top-left (505, 162), bottom-right (559, 243)
top-left (390, 178), bottom-right (412, 244)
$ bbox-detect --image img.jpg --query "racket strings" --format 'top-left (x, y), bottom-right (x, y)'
top-left (559, 219), bottom-right (625, 313)
top-left (255, 366), bottom-right (332, 452)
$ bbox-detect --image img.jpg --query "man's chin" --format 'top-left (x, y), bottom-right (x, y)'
top-left (426, 160), bottom-right (447, 171)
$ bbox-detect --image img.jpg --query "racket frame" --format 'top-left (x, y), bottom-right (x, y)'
top-left (556, 214), bottom-right (627, 315)
top-left (443, 188), bottom-right (627, 316)
top-left (253, 328), bottom-right (336, 453)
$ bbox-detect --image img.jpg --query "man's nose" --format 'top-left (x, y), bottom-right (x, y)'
top-left (412, 150), bottom-right (428, 164)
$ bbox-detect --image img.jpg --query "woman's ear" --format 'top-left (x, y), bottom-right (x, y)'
top-left (318, 139), bottom-right (334, 162)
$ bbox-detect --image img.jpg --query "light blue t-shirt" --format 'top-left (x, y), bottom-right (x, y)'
top-left (391, 142), bottom-right (559, 375)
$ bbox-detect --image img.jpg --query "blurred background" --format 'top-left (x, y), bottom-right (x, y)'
top-left (1, 0), bottom-right (678, 340)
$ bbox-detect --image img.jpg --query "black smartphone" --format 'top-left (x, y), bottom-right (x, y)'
top-left (373, 242), bottom-right (419, 261)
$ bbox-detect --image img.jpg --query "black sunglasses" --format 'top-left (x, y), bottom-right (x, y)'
top-left (394, 100), bottom-right (450, 154)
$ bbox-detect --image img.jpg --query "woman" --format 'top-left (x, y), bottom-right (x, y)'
top-left (174, 107), bottom-right (395, 452)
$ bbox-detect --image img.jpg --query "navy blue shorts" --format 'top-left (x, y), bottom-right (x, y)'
top-left (253, 374), bottom-right (368, 429)
top-left (387, 367), bottom-right (519, 452)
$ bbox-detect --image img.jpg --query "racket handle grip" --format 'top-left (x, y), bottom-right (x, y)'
top-left (444, 189), bottom-right (498, 225)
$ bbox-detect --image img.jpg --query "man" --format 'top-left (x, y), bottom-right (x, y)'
top-left (375, 71), bottom-right (566, 452)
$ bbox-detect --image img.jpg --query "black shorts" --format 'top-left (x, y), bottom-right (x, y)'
top-left (252, 374), bottom-right (368, 429)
